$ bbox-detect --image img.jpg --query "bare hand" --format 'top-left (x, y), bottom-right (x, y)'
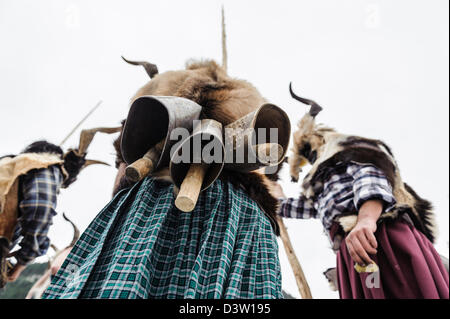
top-left (345, 219), bottom-right (378, 266)
top-left (7, 263), bottom-right (27, 282)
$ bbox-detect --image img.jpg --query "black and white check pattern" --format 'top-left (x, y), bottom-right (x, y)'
top-left (11, 165), bottom-right (63, 265)
top-left (279, 163), bottom-right (397, 233)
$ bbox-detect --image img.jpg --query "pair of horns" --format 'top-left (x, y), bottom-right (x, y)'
top-left (289, 83), bottom-right (323, 117)
top-left (77, 127), bottom-right (122, 156)
top-left (122, 56), bottom-right (159, 78)
top-left (73, 126), bottom-right (122, 168)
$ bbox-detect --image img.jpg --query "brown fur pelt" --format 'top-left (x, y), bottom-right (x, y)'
top-left (113, 59), bottom-right (282, 234)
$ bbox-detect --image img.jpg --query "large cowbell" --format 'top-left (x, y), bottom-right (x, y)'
top-left (121, 96), bottom-right (202, 180)
top-left (170, 119), bottom-right (225, 192)
top-left (224, 103), bottom-right (291, 172)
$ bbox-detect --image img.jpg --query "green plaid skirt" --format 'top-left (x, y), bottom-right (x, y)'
top-left (42, 177), bottom-right (282, 299)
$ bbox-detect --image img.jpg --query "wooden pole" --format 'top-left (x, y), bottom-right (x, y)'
top-left (125, 140), bottom-right (165, 182)
top-left (59, 100), bottom-right (102, 147)
top-left (175, 163), bottom-right (208, 212)
top-left (277, 216), bottom-right (313, 299)
top-left (221, 6), bottom-right (228, 72)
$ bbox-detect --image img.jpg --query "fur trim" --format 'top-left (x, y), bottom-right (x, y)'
top-left (132, 60), bottom-right (267, 126)
top-left (113, 120), bottom-right (126, 169)
top-left (338, 215), bottom-right (358, 233)
top-left (62, 150), bottom-right (86, 188)
top-left (323, 267), bottom-right (338, 291)
top-left (337, 211), bottom-right (405, 233)
top-left (400, 183), bottom-right (437, 242)
top-left (1, 153), bottom-right (64, 213)
top-left (21, 141), bottom-right (63, 157)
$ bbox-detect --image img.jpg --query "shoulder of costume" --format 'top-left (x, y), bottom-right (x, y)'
top-left (301, 134), bottom-right (438, 244)
top-left (0, 152), bottom-right (67, 190)
top-left (0, 152), bottom-right (66, 214)
top-left (302, 134), bottom-right (398, 196)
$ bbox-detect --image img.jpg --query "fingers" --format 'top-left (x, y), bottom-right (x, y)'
top-left (350, 237), bottom-right (374, 265)
top-left (356, 231), bottom-right (377, 255)
top-left (346, 229), bottom-right (378, 266)
top-left (364, 228), bottom-right (378, 250)
top-left (346, 241), bottom-right (364, 266)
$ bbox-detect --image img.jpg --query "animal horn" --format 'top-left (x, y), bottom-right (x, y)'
top-left (122, 56), bottom-right (159, 79)
top-left (50, 243), bottom-right (59, 253)
top-left (47, 244), bottom-right (59, 269)
top-left (77, 127), bottom-right (122, 156)
top-left (62, 212), bottom-right (80, 247)
top-left (83, 159), bottom-right (110, 168)
top-left (289, 83), bottom-right (323, 117)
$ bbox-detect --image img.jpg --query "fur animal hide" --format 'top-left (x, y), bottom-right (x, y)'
top-left (114, 60), bottom-right (281, 234)
top-left (0, 153), bottom-right (64, 214)
top-left (287, 87), bottom-right (436, 242)
top-left (323, 267), bottom-right (338, 291)
top-left (293, 129), bottom-right (437, 243)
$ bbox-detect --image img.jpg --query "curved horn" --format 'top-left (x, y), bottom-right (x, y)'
top-left (50, 243), bottom-right (60, 253)
top-left (77, 127), bottom-right (121, 156)
top-left (289, 83), bottom-right (323, 117)
top-left (62, 212), bottom-right (80, 247)
top-left (83, 159), bottom-right (110, 168)
top-left (122, 56), bottom-right (159, 79)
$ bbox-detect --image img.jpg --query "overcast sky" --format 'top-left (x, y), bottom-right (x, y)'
top-left (0, 0), bottom-right (448, 299)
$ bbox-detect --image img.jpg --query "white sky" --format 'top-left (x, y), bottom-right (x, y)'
top-left (0, 0), bottom-right (448, 299)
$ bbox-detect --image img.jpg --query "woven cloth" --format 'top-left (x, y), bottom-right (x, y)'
top-left (279, 163), bottom-right (396, 235)
top-left (42, 177), bottom-right (282, 299)
top-left (337, 218), bottom-right (449, 299)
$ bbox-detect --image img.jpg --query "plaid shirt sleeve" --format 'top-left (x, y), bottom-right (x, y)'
top-left (16, 165), bottom-right (63, 265)
top-left (278, 195), bottom-right (318, 219)
top-left (348, 164), bottom-right (397, 212)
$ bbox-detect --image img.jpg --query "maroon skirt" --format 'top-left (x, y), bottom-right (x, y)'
top-left (336, 218), bottom-right (449, 299)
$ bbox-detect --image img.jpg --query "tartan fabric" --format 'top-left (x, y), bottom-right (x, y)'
top-left (42, 177), bottom-right (282, 299)
top-left (11, 165), bottom-right (63, 265)
top-left (279, 163), bottom-right (396, 233)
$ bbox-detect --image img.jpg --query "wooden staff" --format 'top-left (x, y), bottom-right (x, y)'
top-left (59, 101), bottom-right (103, 147)
top-left (125, 140), bottom-right (165, 182)
top-left (277, 216), bottom-right (313, 299)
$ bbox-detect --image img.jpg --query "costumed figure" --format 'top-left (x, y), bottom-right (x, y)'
top-left (0, 127), bottom-right (119, 287)
top-left (276, 84), bottom-right (449, 299)
top-left (42, 51), bottom-right (292, 299)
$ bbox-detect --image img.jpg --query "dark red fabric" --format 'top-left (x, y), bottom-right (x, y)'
top-left (336, 219), bottom-right (449, 299)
